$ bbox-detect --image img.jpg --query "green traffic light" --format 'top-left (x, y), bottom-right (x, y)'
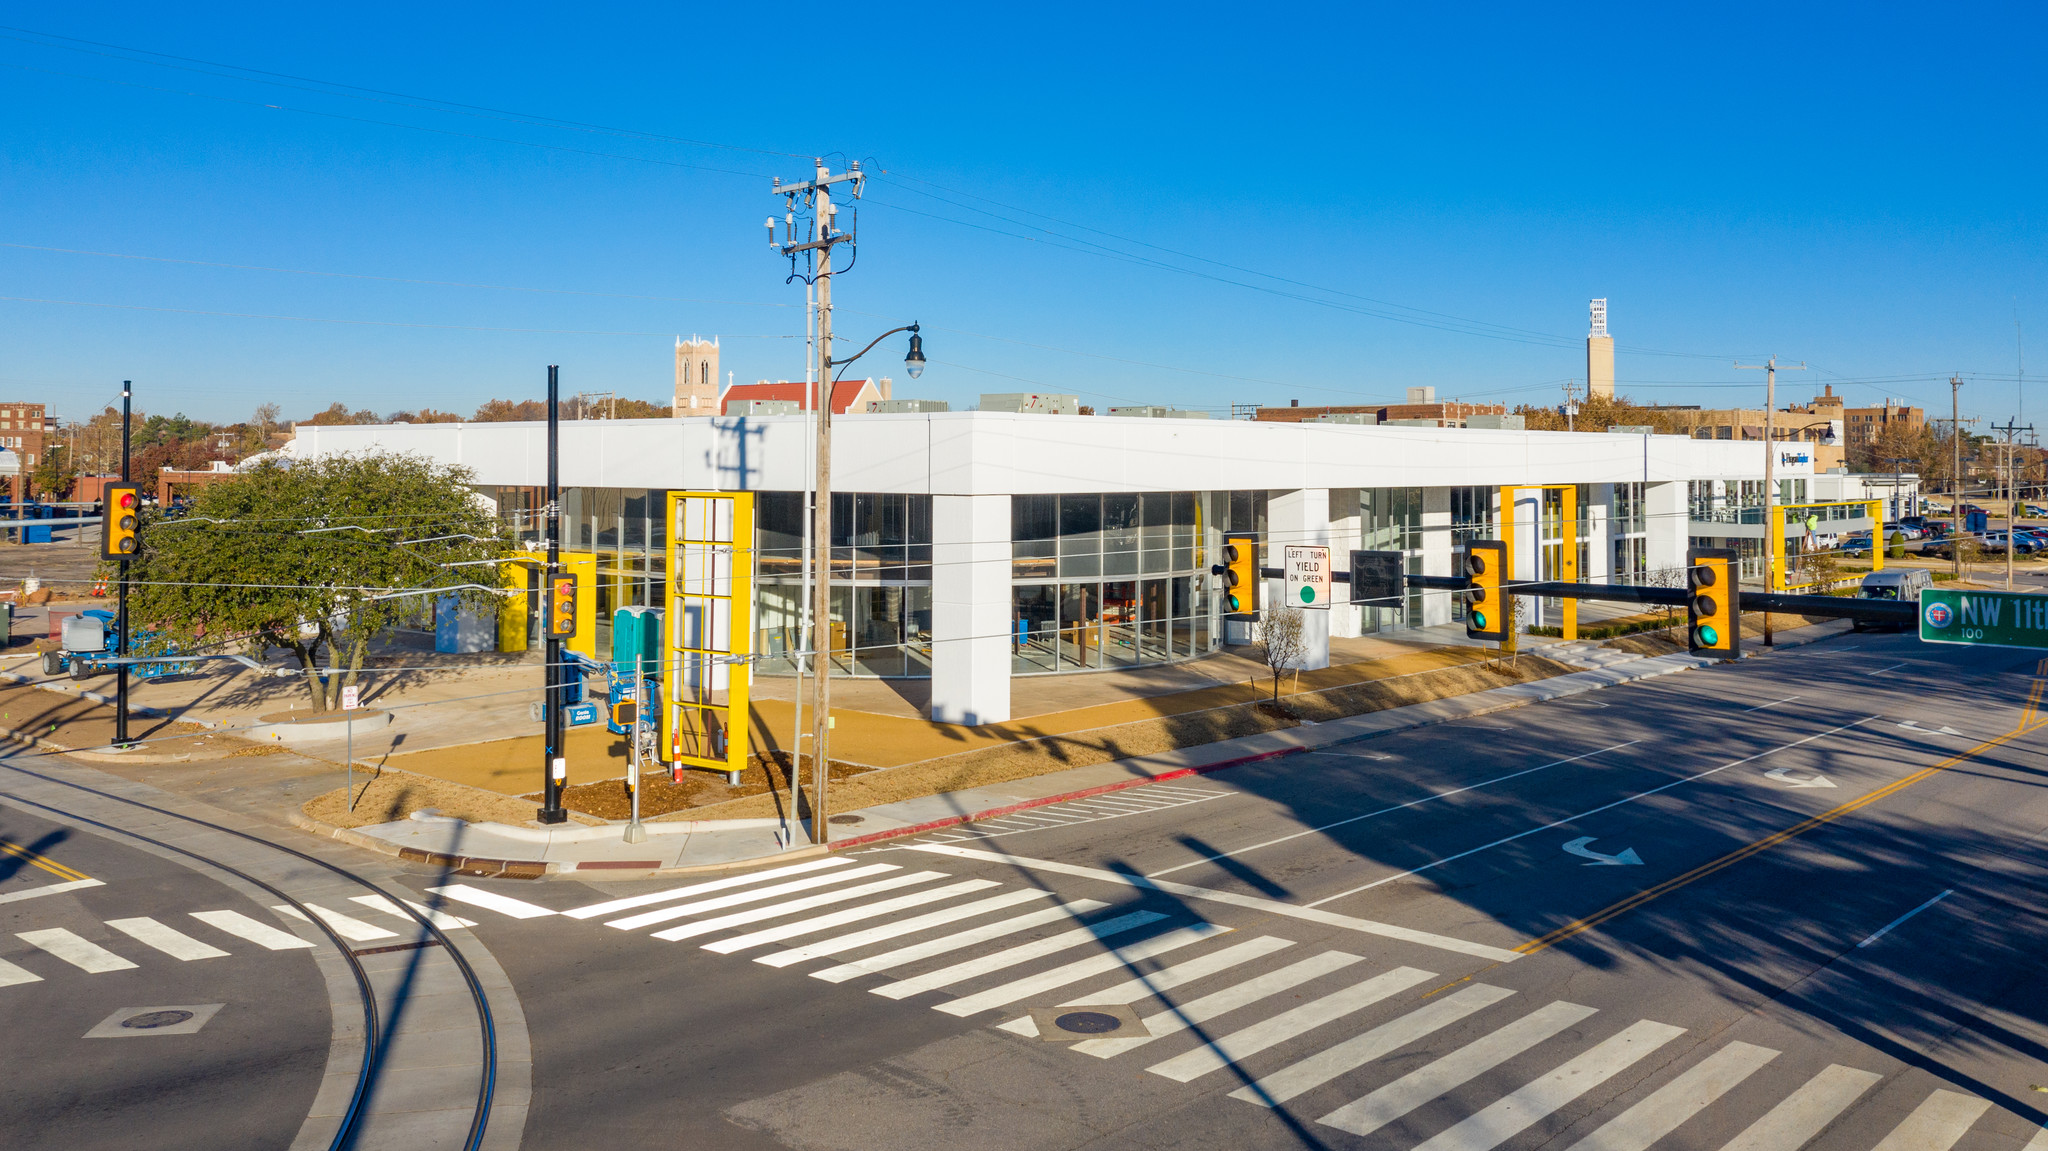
top-left (1698, 625), bottom-right (1719, 646)
top-left (1472, 610), bottom-right (1487, 629)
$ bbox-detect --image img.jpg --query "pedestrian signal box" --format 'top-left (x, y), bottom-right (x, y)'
top-left (1462, 540), bottom-right (1508, 641)
top-left (100, 483), bottom-right (142, 560)
top-left (1220, 532), bottom-right (1260, 619)
top-left (1687, 547), bottom-right (1740, 657)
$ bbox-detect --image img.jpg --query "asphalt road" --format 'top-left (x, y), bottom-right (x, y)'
top-left (0, 803), bottom-right (330, 1150)
top-left (413, 628), bottom-right (2048, 1151)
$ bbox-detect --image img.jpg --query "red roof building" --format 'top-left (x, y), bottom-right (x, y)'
top-left (719, 378), bottom-right (889, 416)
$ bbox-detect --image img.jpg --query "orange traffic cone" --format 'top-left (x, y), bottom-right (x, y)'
top-left (88, 575), bottom-right (109, 597)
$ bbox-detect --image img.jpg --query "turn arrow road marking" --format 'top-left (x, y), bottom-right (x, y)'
top-left (1897, 720), bottom-right (1965, 737)
top-left (1763, 766), bottom-right (1837, 789)
top-left (1563, 837), bottom-right (1643, 866)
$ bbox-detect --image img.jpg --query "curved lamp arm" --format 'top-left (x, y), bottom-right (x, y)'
top-left (831, 322), bottom-right (921, 383)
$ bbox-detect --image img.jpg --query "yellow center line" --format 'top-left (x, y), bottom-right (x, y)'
top-left (1514, 675), bottom-right (2047, 957)
top-left (0, 840), bottom-right (92, 883)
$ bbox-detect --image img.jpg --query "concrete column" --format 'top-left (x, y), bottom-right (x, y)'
top-left (1644, 481), bottom-right (1687, 576)
top-left (1328, 488), bottom-right (1362, 638)
top-left (930, 494), bottom-right (1011, 724)
top-left (1587, 484), bottom-right (1614, 583)
top-left (1420, 487), bottom-right (1452, 626)
top-left (1266, 488), bottom-right (1330, 670)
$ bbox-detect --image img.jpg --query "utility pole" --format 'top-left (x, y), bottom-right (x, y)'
top-left (1561, 380), bottom-right (1581, 432)
top-left (771, 161), bottom-right (865, 845)
top-left (1951, 375), bottom-right (1964, 581)
top-left (1991, 418), bottom-right (2037, 590)
top-left (115, 381), bottom-right (132, 748)
top-left (1735, 357), bottom-right (1805, 646)
top-left (538, 365), bottom-right (568, 825)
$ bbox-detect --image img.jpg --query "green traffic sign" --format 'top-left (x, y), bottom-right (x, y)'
top-left (1918, 588), bottom-right (2048, 649)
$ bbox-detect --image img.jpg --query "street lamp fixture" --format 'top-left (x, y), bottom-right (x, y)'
top-left (904, 329), bottom-right (926, 379)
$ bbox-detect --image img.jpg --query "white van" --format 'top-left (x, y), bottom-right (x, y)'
top-left (1853, 569), bottom-right (1931, 632)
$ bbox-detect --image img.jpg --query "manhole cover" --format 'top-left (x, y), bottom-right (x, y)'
top-left (122, 1010), bottom-right (195, 1030)
top-left (1053, 1011), bottom-right (1124, 1035)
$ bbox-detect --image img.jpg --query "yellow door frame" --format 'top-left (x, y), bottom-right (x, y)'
top-left (1498, 484), bottom-right (1581, 640)
top-left (1769, 499), bottom-right (1884, 591)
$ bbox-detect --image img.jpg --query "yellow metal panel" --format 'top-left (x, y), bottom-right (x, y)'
top-left (1561, 483), bottom-right (1578, 641)
top-left (1770, 505), bottom-right (1787, 591)
top-left (497, 561), bottom-right (530, 652)
top-left (1869, 499), bottom-right (1886, 574)
top-left (663, 492), bottom-right (755, 777)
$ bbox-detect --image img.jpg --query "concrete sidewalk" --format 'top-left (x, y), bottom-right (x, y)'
top-left (295, 618), bottom-right (1855, 878)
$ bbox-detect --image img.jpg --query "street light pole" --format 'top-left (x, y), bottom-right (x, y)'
top-left (538, 364), bottom-right (568, 825)
top-left (115, 381), bottom-right (132, 747)
top-left (1735, 357), bottom-right (1804, 646)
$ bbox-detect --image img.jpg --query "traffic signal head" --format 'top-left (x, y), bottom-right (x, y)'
top-left (100, 483), bottom-right (142, 561)
top-left (1687, 547), bottom-right (1739, 657)
top-left (1462, 540), bottom-right (1509, 641)
top-left (1221, 532), bottom-right (1260, 618)
top-left (547, 576), bottom-right (578, 639)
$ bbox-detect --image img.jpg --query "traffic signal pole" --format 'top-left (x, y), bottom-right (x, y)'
top-left (538, 365), bottom-right (568, 825)
top-left (115, 381), bottom-right (131, 748)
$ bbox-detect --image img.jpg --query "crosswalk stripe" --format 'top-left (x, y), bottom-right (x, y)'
top-left (17, 928), bottom-right (138, 973)
top-left (1232, 983), bottom-right (1518, 1105)
top-left (350, 894), bottom-right (477, 929)
top-left (1715, 1064), bottom-right (1883, 1151)
top-left (873, 910), bottom-right (1171, 1000)
top-left (704, 879), bottom-right (1000, 954)
top-left (607, 863), bottom-right (901, 931)
top-left (0, 955), bottom-right (41, 986)
top-left (426, 884), bottom-right (557, 920)
top-left (995, 936), bottom-right (1297, 1036)
top-left (809, 900), bottom-right (1108, 983)
top-left (1868, 1090), bottom-right (1991, 1151)
top-left (2025, 1127), bottom-right (2048, 1151)
top-left (106, 917), bottom-right (231, 961)
top-left (763, 890), bottom-right (1070, 970)
top-left (650, 872), bottom-right (948, 942)
top-left (1147, 965), bottom-right (1438, 1083)
top-left (1074, 950), bottom-right (1366, 1058)
top-left (938, 922), bottom-right (1231, 1017)
top-left (1561, 1041), bottom-right (1780, 1151)
top-left (564, 857), bottom-right (853, 920)
top-left (1316, 1000), bottom-right (1600, 1136)
top-left (191, 909), bottom-right (318, 950)
top-left (274, 903), bottom-right (401, 942)
top-left (1406, 1020), bottom-right (1687, 1151)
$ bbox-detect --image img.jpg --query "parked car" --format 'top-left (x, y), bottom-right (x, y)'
top-left (1853, 568), bottom-right (1932, 632)
top-left (1842, 534), bottom-right (1874, 558)
top-left (1983, 530), bottom-right (2039, 555)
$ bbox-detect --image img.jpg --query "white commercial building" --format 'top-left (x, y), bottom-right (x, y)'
top-left (290, 413), bottom-right (1809, 725)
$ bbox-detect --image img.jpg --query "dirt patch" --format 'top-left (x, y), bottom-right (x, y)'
top-left (675, 653), bottom-right (1576, 822)
top-left (0, 682), bottom-right (279, 760)
top-left (1601, 612), bottom-right (1843, 657)
top-left (548, 754), bottom-right (874, 822)
top-left (301, 767), bottom-right (564, 830)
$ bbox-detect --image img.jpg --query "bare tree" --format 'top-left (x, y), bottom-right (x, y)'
top-left (1253, 605), bottom-right (1309, 705)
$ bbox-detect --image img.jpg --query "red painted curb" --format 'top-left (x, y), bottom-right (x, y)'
top-left (827, 744), bottom-right (1308, 851)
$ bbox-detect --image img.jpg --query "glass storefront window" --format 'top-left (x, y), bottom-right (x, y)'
top-left (1013, 494), bottom-right (1056, 580)
top-left (1016, 492), bottom-right (1222, 675)
top-left (1060, 494), bottom-right (1101, 578)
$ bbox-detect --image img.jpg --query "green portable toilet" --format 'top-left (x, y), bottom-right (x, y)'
top-left (612, 606), bottom-right (662, 679)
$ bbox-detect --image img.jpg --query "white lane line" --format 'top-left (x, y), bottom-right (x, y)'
top-left (1715, 1064), bottom-right (1883, 1151)
top-left (1147, 741), bottom-right (1639, 878)
top-left (1868, 1090), bottom-right (1992, 1151)
top-left (1857, 889), bottom-right (1955, 948)
top-left (1561, 1041), bottom-right (1780, 1151)
top-left (17, 928), bottom-right (138, 973)
top-left (350, 894), bottom-right (477, 930)
top-left (0, 956), bottom-right (41, 986)
top-left (1317, 1000), bottom-right (1600, 1136)
top-left (191, 909), bottom-right (317, 950)
top-left (1408, 1020), bottom-right (1687, 1151)
top-left (705, 879), bottom-right (999, 954)
top-left (1306, 718), bottom-right (1871, 905)
top-left (106, 917), bottom-right (231, 961)
top-left (564, 857), bottom-right (853, 919)
top-left (994, 937), bottom-right (1297, 1036)
top-left (0, 877), bottom-right (104, 905)
top-left (426, 884), bottom-right (557, 920)
top-left (873, 910), bottom-right (1170, 1000)
top-left (937, 922), bottom-right (1230, 1017)
top-left (905, 843), bottom-right (1521, 963)
top-left (758, 890), bottom-right (1063, 969)
top-left (274, 903), bottom-right (400, 942)
top-left (650, 872), bottom-right (947, 942)
top-left (1745, 696), bottom-right (1801, 712)
top-left (1867, 663), bottom-right (1910, 676)
top-left (1148, 965), bottom-right (1437, 1083)
top-left (1074, 951), bottom-right (1364, 1059)
top-left (607, 864), bottom-right (900, 931)
top-left (811, 901), bottom-right (1108, 983)
top-left (1232, 983), bottom-right (1518, 1106)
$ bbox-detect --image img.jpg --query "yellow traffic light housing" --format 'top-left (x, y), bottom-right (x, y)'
top-left (100, 482), bottom-right (142, 561)
top-left (547, 576), bottom-right (578, 639)
top-left (1462, 540), bottom-right (1508, 641)
top-left (1687, 547), bottom-right (1740, 657)
top-left (1221, 532), bottom-right (1260, 619)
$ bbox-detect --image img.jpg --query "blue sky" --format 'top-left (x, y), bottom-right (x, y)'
top-left (4, 4), bottom-right (2045, 427)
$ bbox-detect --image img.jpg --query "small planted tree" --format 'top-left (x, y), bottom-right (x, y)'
top-left (1253, 605), bottom-right (1308, 705)
top-left (130, 452), bottom-right (510, 711)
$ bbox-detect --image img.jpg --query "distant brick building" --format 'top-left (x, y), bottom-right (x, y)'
top-left (0, 402), bottom-right (47, 467)
top-left (1253, 387), bottom-right (1506, 426)
top-left (718, 378), bottom-right (890, 416)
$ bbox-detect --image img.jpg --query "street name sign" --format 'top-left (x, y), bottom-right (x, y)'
top-left (1283, 545), bottom-right (1332, 610)
top-left (1918, 588), bottom-right (2048, 649)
